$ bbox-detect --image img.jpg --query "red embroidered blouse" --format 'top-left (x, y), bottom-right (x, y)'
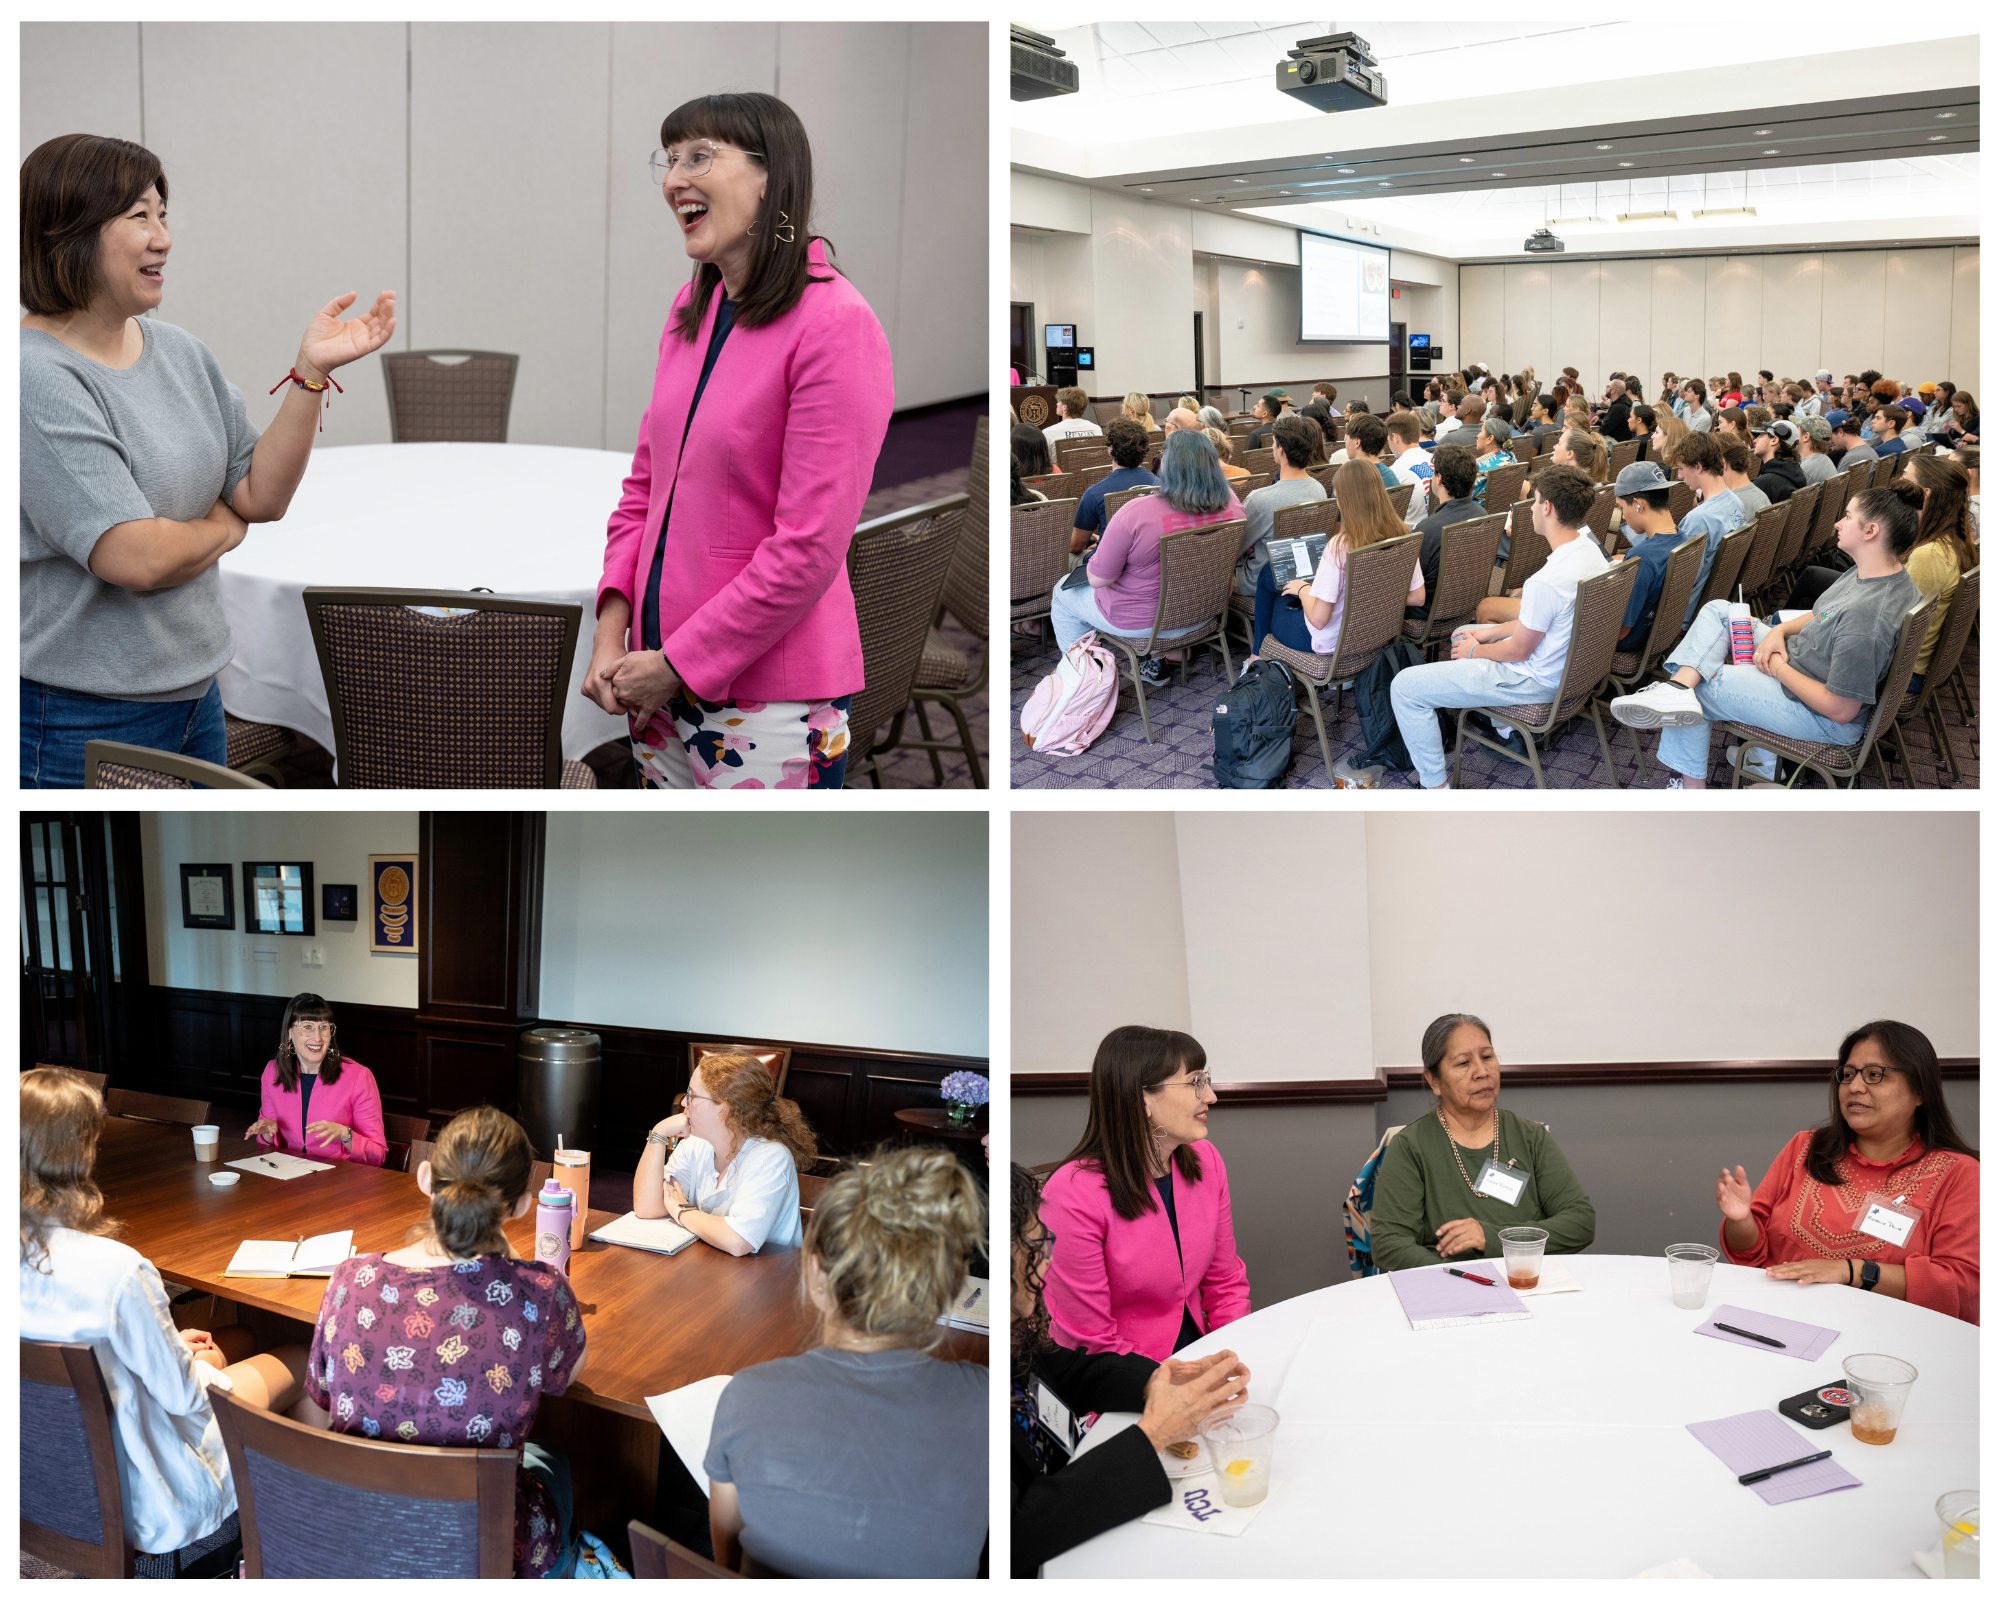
top-left (1721, 1130), bottom-right (1980, 1324)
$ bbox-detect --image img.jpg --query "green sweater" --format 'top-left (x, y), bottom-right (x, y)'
top-left (1370, 1107), bottom-right (1596, 1273)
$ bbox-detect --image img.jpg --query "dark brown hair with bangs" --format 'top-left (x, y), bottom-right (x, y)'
top-left (659, 92), bottom-right (836, 341)
top-left (21, 133), bottom-right (167, 317)
top-left (1058, 1025), bottom-right (1207, 1222)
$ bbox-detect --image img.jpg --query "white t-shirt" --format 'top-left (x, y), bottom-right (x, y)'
top-left (1306, 536), bottom-right (1425, 654)
top-left (1043, 417), bottom-right (1103, 444)
top-left (663, 1135), bottom-right (803, 1252)
top-left (1434, 417), bottom-right (1466, 442)
top-left (1392, 447), bottom-right (1434, 526)
top-left (1515, 530), bottom-right (1611, 686)
top-left (20, 1228), bottom-right (236, 1553)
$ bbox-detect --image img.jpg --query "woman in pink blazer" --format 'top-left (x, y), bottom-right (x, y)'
top-left (245, 993), bottom-right (386, 1167)
top-left (1040, 1026), bottom-right (1253, 1360)
top-left (586, 92), bottom-right (895, 790)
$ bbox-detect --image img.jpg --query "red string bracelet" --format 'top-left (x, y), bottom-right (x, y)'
top-left (270, 366), bottom-right (344, 431)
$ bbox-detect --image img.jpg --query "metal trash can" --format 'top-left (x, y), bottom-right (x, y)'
top-left (517, 1028), bottom-right (601, 1156)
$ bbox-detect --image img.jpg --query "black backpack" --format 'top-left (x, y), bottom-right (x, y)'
top-left (1354, 638), bottom-right (1424, 774)
top-left (1210, 660), bottom-right (1296, 788)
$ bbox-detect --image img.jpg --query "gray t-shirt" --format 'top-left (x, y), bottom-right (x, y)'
top-left (1835, 441), bottom-right (1879, 470)
top-left (1782, 565), bottom-right (1923, 707)
top-left (1799, 452), bottom-right (1839, 484)
top-left (704, 1346), bottom-right (986, 1578)
top-left (21, 318), bottom-right (259, 699)
top-left (1730, 480), bottom-right (1772, 518)
top-left (1237, 475), bottom-right (1329, 594)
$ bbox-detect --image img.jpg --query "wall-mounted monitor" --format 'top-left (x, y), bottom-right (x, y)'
top-left (1297, 230), bottom-right (1391, 344)
top-left (1044, 323), bottom-right (1077, 349)
top-left (1074, 347), bottom-right (1095, 370)
top-left (1409, 333), bottom-right (1431, 349)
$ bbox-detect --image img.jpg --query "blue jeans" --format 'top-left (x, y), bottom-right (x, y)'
top-left (522, 1439), bottom-right (575, 1578)
top-left (1655, 600), bottom-right (1862, 779)
top-left (1389, 656), bottom-right (1559, 788)
top-left (21, 680), bottom-right (226, 789)
top-left (1252, 562), bottom-right (1313, 653)
top-left (1049, 577), bottom-right (1200, 654)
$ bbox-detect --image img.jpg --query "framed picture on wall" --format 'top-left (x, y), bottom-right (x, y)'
top-left (243, 863), bottom-right (315, 936)
top-left (179, 864), bottom-right (234, 930)
top-left (369, 855), bottom-right (419, 953)
top-left (322, 884), bottom-right (358, 922)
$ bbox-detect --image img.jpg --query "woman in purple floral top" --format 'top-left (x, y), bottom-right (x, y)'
top-left (305, 1106), bottom-right (586, 1578)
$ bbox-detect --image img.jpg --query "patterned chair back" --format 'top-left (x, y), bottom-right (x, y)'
top-left (382, 350), bottom-right (519, 443)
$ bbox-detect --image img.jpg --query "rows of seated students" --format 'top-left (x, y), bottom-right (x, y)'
top-left (1012, 366), bottom-right (1977, 786)
top-left (19, 1068), bottom-right (987, 1579)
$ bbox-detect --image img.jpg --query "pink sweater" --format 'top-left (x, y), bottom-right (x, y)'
top-left (1085, 490), bottom-right (1243, 633)
top-left (253, 1058), bottom-right (387, 1167)
top-left (597, 238), bottom-right (895, 703)
top-left (1040, 1142), bottom-right (1253, 1360)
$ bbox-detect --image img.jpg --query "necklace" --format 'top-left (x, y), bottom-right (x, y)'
top-left (1438, 1102), bottom-right (1499, 1194)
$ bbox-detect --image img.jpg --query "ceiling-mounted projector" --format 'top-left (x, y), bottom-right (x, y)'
top-left (1523, 228), bottom-right (1566, 254)
top-left (1011, 25), bottom-right (1078, 101)
top-left (1276, 31), bottom-right (1388, 113)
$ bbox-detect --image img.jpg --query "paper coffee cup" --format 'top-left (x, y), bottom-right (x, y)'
top-left (192, 1124), bottom-right (220, 1161)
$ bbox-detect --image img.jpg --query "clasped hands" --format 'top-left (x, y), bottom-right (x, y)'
top-left (1434, 1216), bottom-right (1487, 1257)
top-left (583, 647), bottom-right (685, 728)
top-left (178, 1328), bottom-right (227, 1371)
top-left (1138, 1349), bottom-right (1253, 1452)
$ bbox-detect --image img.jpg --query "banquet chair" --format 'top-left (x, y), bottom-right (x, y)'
top-left (1387, 482), bottom-right (1414, 519)
top-left (224, 714), bottom-right (295, 786)
top-left (1609, 438), bottom-right (1641, 474)
top-left (1600, 532), bottom-right (1707, 777)
top-left (689, 1042), bottom-right (793, 1099)
top-left (1402, 513), bottom-right (1506, 659)
top-left (382, 1112), bottom-right (433, 1173)
top-left (1231, 499), bottom-right (1340, 651)
top-left (105, 1089), bottom-right (212, 1127)
top-left (1092, 519), bottom-right (1244, 745)
top-left (84, 741), bottom-right (269, 790)
top-left (211, 1389), bottom-right (517, 1578)
top-left (302, 588), bottom-right (595, 788)
top-left (1880, 567), bottom-right (1978, 788)
top-left (409, 1138), bottom-right (436, 1174)
top-left (1236, 472), bottom-right (1273, 496)
top-left (1870, 455), bottom-right (1898, 490)
top-left (627, 1519), bottom-right (744, 1579)
top-left (1479, 462), bottom-right (1526, 518)
top-left (21, 1340), bottom-right (244, 1578)
top-left (1667, 480), bottom-right (1695, 526)
top-left (1734, 504), bottom-right (1792, 617)
top-left (1342, 1127), bottom-right (1407, 1278)
top-left (1010, 498), bottom-right (1079, 635)
top-left (843, 497), bottom-right (967, 786)
top-left (1494, 502), bottom-right (1551, 594)
top-left (382, 349), bottom-right (519, 444)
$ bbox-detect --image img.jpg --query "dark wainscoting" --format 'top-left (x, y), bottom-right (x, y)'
top-left (145, 986), bottom-right (986, 1169)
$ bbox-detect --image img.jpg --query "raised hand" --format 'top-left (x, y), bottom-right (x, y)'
top-left (298, 290), bottom-right (397, 380)
top-left (246, 1117), bottom-right (280, 1143)
top-left (1716, 1164), bottom-right (1754, 1222)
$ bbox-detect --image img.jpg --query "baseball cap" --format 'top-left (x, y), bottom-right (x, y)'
top-left (1814, 370), bottom-right (1833, 383)
top-left (1754, 420), bottom-right (1802, 446)
top-left (1899, 397), bottom-right (1928, 417)
top-left (1614, 460), bottom-right (1671, 496)
top-left (1800, 416), bottom-right (1833, 443)
top-left (1918, 381), bottom-right (1938, 396)
top-left (1829, 412), bottom-right (1860, 433)
top-left (1263, 388), bottom-right (1291, 405)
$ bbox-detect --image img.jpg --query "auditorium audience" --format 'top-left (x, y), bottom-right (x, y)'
top-left (1010, 1162), bottom-right (1249, 1578)
top-left (1011, 462), bottom-right (1043, 508)
top-left (1043, 386), bottom-right (1102, 445)
top-left (1681, 379), bottom-right (1713, 431)
top-left (1012, 423), bottom-right (1055, 481)
top-left (1341, 413), bottom-right (1408, 494)
top-left (704, 1146), bottom-right (986, 1577)
top-left (1469, 417), bottom-right (1515, 504)
top-left (1388, 464), bottom-right (1609, 789)
top-left (1890, 451), bottom-right (1975, 681)
top-left (1630, 404), bottom-right (1657, 455)
top-left (1407, 443), bottom-right (1487, 620)
top-left (1956, 445), bottom-right (1979, 538)
top-left (1611, 482), bottom-right (1924, 787)
top-left (1067, 418), bottom-right (1158, 556)
top-left (1123, 392), bottom-right (1162, 435)
top-left (1830, 415), bottom-right (1878, 472)
top-left (1670, 432), bottom-right (1751, 622)
top-left (1371, 1014), bottom-right (1597, 1273)
top-left (247, 993), bottom-right (388, 1166)
top-left (1797, 416), bottom-right (1840, 484)
top-left (1871, 403), bottom-right (1911, 457)
top-left (1599, 378), bottom-right (1633, 442)
top-left (1750, 420), bottom-right (1807, 504)
top-left (1918, 381), bottom-right (1953, 438)
top-left (1433, 387), bottom-right (1466, 443)
top-left (1719, 439), bottom-right (1772, 518)
top-left (1236, 414), bottom-right (1326, 595)
top-left (1250, 459), bottom-right (1422, 659)
top-left (1717, 1020), bottom-right (1978, 1324)
top-left (1040, 1026), bottom-right (1252, 1360)
top-left (1941, 389), bottom-right (1977, 445)
top-left (636, 1051), bottom-right (816, 1254)
top-left (1048, 429), bottom-right (1241, 672)
top-left (1523, 392), bottom-right (1561, 444)
top-left (1246, 389), bottom-right (1289, 448)
top-left (1606, 461), bottom-right (1690, 650)
top-left (20, 1069), bottom-right (311, 1562)
top-left (1386, 412), bottom-right (1434, 527)
top-left (1652, 410), bottom-right (1691, 471)
top-left (1207, 426), bottom-right (1250, 482)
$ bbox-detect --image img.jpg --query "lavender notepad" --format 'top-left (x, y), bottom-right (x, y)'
top-left (1694, 1305), bottom-right (1839, 1361)
top-left (1686, 1410), bottom-right (1862, 1505)
top-left (1390, 1265), bottom-right (1530, 1330)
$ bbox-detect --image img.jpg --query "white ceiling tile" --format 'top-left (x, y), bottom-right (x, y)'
top-left (1138, 50), bottom-right (1203, 93)
top-left (1093, 21), bottom-right (1160, 57)
top-left (1137, 21), bottom-right (1211, 51)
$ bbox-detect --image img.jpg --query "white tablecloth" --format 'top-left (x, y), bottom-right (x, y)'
top-left (217, 443), bottom-right (634, 763)
top-left (1047, 1256), bottom-right (1976, 1579)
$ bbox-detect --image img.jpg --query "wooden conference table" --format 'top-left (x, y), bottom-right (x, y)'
top-left (97, 1120), bottom-right (986, 1535)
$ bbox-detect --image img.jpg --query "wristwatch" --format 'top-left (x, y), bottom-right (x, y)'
top-left (1859, 1260), bottom-right (1882, 1293)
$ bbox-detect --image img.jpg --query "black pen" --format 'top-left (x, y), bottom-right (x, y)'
top-left (1716, 1322), bottom-right (1786, 1348)
top-left (1446, 1267), bottom-right (1495, 1286)
top-left (1739, 1449), bottom-right (1831, 1485)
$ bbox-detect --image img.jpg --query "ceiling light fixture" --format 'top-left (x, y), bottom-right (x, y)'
top-left (1492, 172), bottom-right (1507, 177)
top-left (1618, 161), bottom-right (1635, 168)
top-left (1337, 167), bottom-right (1355, 174)
top-left (1762, 149), bottom-right (1778, 155)
top-left (1693, 206), bottom-right (1758, 220)
top-left (1928, 134), bottom-right (1949, 142)
top-left (1753, 129), bottom-right (1772, 136)
top-left (1141, 186), bottom-right (1153, 191)
top-left (1596, 144), bottom-right (1612, 151)
top-left (1378, 181), bottom-right (1391, 187)
top-left (1618, 210), bottom-right (1678, 223)
top-left (1936, 112), bottom-right (1957, 119)
top-left (1232, 178), bottom-right (1248, 183)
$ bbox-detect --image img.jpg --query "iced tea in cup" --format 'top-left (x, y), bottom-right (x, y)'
top-left (1199, 1403), bottom-right (1279, 1508)
top-left (553, 1149), bottom-right (591, 1249)
top-left (1841, 1352), bottom-right (1918, 1445)
top-left (1499, 1227), bottom-right (1548, 1290)
top-left (1665, 1243), bottom-right (1719, 1308)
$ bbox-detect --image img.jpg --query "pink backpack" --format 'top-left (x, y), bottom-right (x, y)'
top-left (1019, 632), bottom-right (1119, 755)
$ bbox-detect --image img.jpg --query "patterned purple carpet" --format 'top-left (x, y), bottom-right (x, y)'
top-left (1009, 632), bottom-right (1979, 791)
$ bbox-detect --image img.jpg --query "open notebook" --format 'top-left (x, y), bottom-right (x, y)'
top-left (224, 1231), bottom-right (354, 1278)
top-left (589, 1212), bottom-right (699, 1256)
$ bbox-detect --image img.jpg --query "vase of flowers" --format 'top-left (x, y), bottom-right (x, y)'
top-left (940, 1071), bottom-right (990, 1128)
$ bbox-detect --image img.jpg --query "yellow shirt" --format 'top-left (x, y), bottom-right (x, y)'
top-left (1904, 539), bottom-right (1961, 677)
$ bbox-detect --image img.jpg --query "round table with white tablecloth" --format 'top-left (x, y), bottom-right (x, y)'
top-left (216, 442), bottom-right (634, 763)
top-left (1046, 1255), bottom-right (1976, 1579)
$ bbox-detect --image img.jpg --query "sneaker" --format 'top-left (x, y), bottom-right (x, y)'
top-left (1140, 657), bottom-right (1172, 687)
top-left (1332, 757), bottom-right (1384, 789)
top-left (1478, 713), bottom-right (1526, 752)
top-left (1727, 744), bottom-right (1781, 781)
top-left (1609, 681), bottom-right (1704, 729)
top-left (1664, 775), bottom-right (1684, 789)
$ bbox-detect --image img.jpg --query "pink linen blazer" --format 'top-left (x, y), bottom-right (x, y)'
top-left (253, 1058), bottom-right (387, 1167)
top-left (1040, 1141), bottom-right (1253, 1361)
top-left (597, 238), bottom-right (895, 703)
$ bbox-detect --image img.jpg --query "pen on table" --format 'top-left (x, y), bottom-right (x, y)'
top-left (1715, 1322), bottom-right (1786, 1348)
top-left (1446, 1267), bottom-right (1495, 1286)
top-left (1739, 1449), bottom-right (1831, 1485)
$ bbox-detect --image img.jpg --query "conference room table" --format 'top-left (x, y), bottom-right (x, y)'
top-left (96, 1120), bottom-right (986, 1535)
top-left (1046, 1255), bottom-right (1974, 1580)
top-left (216, 443), bottom-right (633, 763)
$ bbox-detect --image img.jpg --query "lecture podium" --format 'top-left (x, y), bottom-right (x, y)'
top-left (1011, 385), bottom-right (1059, 429)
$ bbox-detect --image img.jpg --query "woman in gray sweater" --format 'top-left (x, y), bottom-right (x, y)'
top-left (20, 132), bottom-right (395, 786)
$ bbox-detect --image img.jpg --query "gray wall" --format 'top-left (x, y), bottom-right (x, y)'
top-left (1015, 1076), bottom-right (1982, 1313)
top-left (22, 22), bottom-right (985, 448)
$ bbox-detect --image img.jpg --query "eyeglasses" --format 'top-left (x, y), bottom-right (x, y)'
top-left (1835, 1065), bottom-right (1905, 1087)
top-left (650, 143), bottom-right (765, 184)
top-left (1028, 1230), bottom-right (1056, 1263)
top-left (1151, 1073), bottom-right (1214, 1094)
top-left (292, 1023), bottom-right (333, 1037)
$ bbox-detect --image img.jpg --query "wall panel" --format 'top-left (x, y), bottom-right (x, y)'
top-left (1090, 190), bottom-right (1196, 395)
top-left (1649, 259), bottom-right (1707, 386)
top-left (1548, 260), bottom-right (1602, 393)
top-left (1948, 246), bottom-right (1980, 384)
top-left (1819, 249), bottom-right (1887, 378)
top-left (1702, 255), bottom-right (1763, 384)
top-left (1883, 249), bottom-right (1954, 382)
top-left (1596, 258), bottom-right (1653, 397)
top-left (1502, 262), bottom-right (1553, 383)
top-left (892, 23), bottom-right (987, 409)
top-left (21, 23), bottom-right (142, 150)
top-left (1758, 254), bottom-right (1824, 383)
top-left (1459, 264), bottom-right (1506, 372)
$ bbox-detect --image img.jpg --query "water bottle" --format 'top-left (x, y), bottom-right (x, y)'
top-left (534, 1179), bottom-right (574, 1276)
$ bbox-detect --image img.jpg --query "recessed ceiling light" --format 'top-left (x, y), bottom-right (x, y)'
top-left (1378, 181), bottom-right (1391, 187)
top-left (1337, 167), bottom-right (1355, 174)
top-left (1141, 187), bottom-right (1153, 192)
top-left (1232, 178), bottom-right (1248, 183)
top-left (1492, 172), bottom-right (1506, 178)
top-left (1936, 111), bottom-right (1957, 119)
top-left (1596, 144), bottom-right (1612, 151)
top-left (1619, 161), bottom-right (1635, 168)
top-left (1762, 149), bottom-right (1778, 155)
top-left (1753, 129), bottom-right (1772, 136)
top-left (1460, 157), bottom-right (1474, 163)
top-left (1279, 190), bottom-right (1291, 195)
top-left (1928, 134), bottom-right (1949, 142)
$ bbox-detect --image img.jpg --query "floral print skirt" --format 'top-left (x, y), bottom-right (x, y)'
top-left (630, 690), bottom-right (852, 790)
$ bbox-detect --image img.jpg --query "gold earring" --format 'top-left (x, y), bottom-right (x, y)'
top-left (773, 211), bottom-right (795, 244)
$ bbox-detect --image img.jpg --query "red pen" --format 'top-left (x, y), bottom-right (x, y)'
top-left (1446, 1267), bottom-right (1495, 1286)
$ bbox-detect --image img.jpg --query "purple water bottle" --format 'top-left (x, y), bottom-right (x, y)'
top-left (534, 1179), bottom-right (574, 1275)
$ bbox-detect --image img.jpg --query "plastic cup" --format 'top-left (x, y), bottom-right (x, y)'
top-left (1841, 1352), bottom-right (1918, 1445)
top-left (1727, 602), bottom-right (1755, 663)
top-left (1665, 1243), bottom-right (1719, 1309)
top-left (191, 1125), bottom-right (220, 1162)
top-left (1937, 1491), bottom-right (1979, 1579)
top-left (1498, 1227), bottom-right (1548, 1290)
top-left (553, 1149), bottom-right (591, 1249)
top-left (1199, 1403), bottom-right (1279, 1508)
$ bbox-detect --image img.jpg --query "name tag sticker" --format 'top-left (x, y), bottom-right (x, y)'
top-left (1034, 1381), bottom-right (1081, 1458)
top-left (1475, 1159), bottom-right (1527, 1206)
top-left (1855, 1192), bottom-right (1919, 1248)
